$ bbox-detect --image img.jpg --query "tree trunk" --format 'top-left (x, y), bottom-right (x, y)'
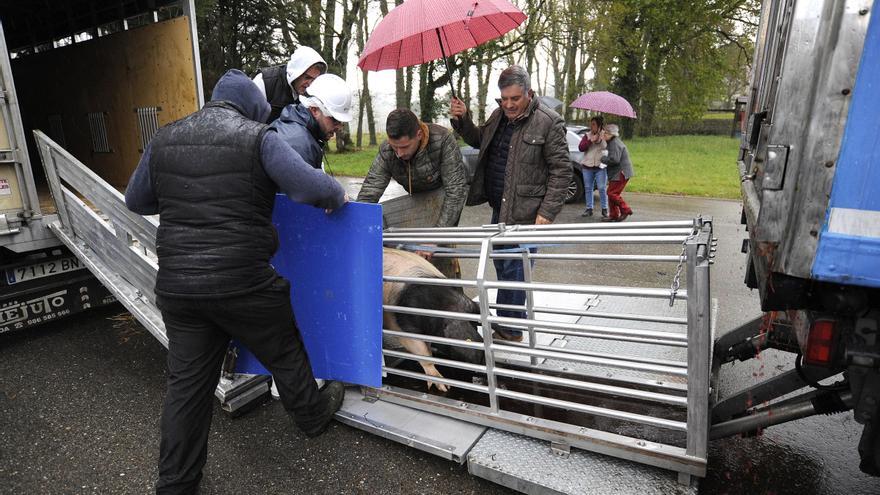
top-left (365, 74), bottom-right (377, 145)
top-left (404, 66), bottom-right (414, 108)
top-left (476, 60), bottom-right (490, 124)
top-left (418, 63), bottom-right (432, 121)
top-left (356, 79), bottom-right (365, 147)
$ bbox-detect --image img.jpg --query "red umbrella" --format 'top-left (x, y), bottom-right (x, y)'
top-left (357, 0), bottom-right (527, 96)
top-left (570, 91), bottom-right (638, 118)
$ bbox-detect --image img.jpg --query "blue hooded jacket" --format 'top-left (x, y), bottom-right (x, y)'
top-left (125, 69), bottom-right (344, 214)
top-left (271, 104), bottom-right (325, 169)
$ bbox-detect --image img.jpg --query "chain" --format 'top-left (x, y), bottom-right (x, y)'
top-left (669, 233), bottom-right (695, 307)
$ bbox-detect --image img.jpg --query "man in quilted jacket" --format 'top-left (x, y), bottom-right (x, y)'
top-left (449, 65), bottom-right (571, 341)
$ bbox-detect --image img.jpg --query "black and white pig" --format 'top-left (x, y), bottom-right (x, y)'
top-left (383, 247), bottom-right (485, 392)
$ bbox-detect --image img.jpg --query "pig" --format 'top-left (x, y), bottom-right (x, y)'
top-left (383, 247), bottom-right (485, 392)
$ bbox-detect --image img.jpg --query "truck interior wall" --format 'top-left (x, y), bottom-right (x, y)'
top-left (9, 16), bottom-right (197, 188)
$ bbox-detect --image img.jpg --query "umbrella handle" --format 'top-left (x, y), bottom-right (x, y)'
top-left (435, 28), bottom-right (457, 100)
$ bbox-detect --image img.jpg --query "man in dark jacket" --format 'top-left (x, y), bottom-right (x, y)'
top-left (449, 65), bottom-right (571, 341)
top-left (357, 108), bottom-right (468, 278)
top-left (253, 46), bottom-right (327, 123)
top-left (125, 69), bottom-right (347, 495)
top-left (271, 73), bottom-right (353, 169)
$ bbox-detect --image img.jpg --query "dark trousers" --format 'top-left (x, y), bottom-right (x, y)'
top-left (491, 208), bottom-right (536, 336)
top-left (607, 174), bottom-right (632, 219)
top-left (155, 277), bottom-right (320, 495)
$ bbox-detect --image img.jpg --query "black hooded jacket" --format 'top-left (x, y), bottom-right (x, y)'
top-left (147, 70), bottom-right (279, 298)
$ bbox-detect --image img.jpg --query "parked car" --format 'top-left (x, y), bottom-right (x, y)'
top-left (460, 124), bottom-right (590, 204)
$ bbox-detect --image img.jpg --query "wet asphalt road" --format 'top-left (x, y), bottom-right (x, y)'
top-left (2, 190), bottom-right (879, 494)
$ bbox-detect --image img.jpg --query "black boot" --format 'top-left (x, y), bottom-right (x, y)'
top-left (295, 381), bottom-right (345, 438)
top-left (601, 208), bottom-right (608, 218)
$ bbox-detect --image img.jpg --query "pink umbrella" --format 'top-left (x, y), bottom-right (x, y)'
top-left (570, 91), bottom-right (637, 118)
top-left (357, 0), bottom-right (527, 97)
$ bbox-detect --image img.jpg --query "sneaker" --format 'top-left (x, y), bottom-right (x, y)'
top-left (296, 381), bottom-right (345, 438)
top-left (494, 326), bottom-right (524, 342)
top-left (601, 208), bottom-right (608, 218)
top-left (581, 208), bottom-right (593, 217)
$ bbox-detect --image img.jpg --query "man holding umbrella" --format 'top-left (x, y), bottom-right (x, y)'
top-left (449, 65), bottom-right (571, 342)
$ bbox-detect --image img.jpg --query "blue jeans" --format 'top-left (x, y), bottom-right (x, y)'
top-left (490, 208), bottom-right (536, 336)
top-left (581, 167), bottom-right (608, 210)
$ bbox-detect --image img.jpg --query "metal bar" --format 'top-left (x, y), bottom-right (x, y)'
top-left (507, 360), bottom-right (689, 394)
top-left (489, 315), bottom-right (688, 345)
top-left (383, 328), bottom-right (688, 375)
top-left (490, 342), bottom-right (688, 376)
top-left (475, 238), bottom-right (500, 412)
top-left (383, 329), bottom-right (485, 350)
top-left (428, 253), bottom-right (682, 262)
top-left (383, 349), bottom-right (486, 373)
top-left (489, 303), bottom-right (688, 325)
top-left (685, 231), bottom-right (712, 461)
top-left (492, 235), bottom-right (689, 245)
top-left (35, 143), bottom-right (70, 228)
top-left (386, 220), bottom-right (694, 232)
top-left (384, 235), bottom-right (688, 245)
top-left (494, 388), bottom-right (688, 431)
top-left (710, 392), bottom-right (853, 440)
top-left (382, 275), bottom-right (477, 288)
top-left (486, 280), bottom-right (686, 300)
top-left (711, 367), bottom-right (840, 422)
top-left (492, 367), bottom-right (688, 407)
top-left (382, 228), bottom-right (695, 238)
top-left (521, 249), bottom-right (538, 366)
top-left (499, 339), bottom-right (688, 369)
top-left (382, 367), bottom-right (488, 393)
top-left (383, 304), bottom-right (481, 322)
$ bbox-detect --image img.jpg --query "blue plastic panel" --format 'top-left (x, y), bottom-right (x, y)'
top-left (813, 8), bottom-right (880, 288)
top-left (234, 197), bottom-right (384, 387)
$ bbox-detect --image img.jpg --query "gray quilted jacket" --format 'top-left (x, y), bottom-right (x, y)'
top-left (451, 98), bottom-right (571, 224)
top-left (356, 123), bottom-right (468, 227)
top-left (600, 136), bottom-right (635, 180)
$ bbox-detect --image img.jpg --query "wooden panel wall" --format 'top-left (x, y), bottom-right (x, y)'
top-left (12, 17), bottom-right (198, 187)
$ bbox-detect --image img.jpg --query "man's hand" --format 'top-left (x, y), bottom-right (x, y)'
top-left (414, 250), bottom-right (434, 260)
top-left (325, 194), bottom-right (350, 214)
top-left (450, 97), bottom-right (467, 120)
top-left (535, 214), bottom-right (552, 225)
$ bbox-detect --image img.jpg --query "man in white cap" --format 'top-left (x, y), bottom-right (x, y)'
top-left (271, 74), bottom-right (353, 170)
top-left (253, 46), bottom-right (327, 123)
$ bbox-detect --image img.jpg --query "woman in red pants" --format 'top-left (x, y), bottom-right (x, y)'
top-left (599, 124), bottom-right (635, 222)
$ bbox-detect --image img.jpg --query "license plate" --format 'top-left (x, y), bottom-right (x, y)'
top-left (5, 256), bottom-right (85, 285)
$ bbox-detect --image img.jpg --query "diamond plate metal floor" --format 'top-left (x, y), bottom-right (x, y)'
top-left (468, 429), bottom-right (697, 495)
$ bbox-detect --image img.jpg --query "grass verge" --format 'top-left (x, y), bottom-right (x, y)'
top-left (329, 133), bottom-right (741, 199)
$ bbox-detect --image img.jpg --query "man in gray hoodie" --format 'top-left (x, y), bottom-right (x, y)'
top-left (125, 69), bottom-right (347, 495)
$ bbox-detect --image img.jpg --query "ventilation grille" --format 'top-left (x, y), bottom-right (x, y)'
top-left (135, 106), bottom-right (161, 152)
top-left (87, 112), bottom-right (111, 153)
top-left (47, 114), bottom-right (66, 148)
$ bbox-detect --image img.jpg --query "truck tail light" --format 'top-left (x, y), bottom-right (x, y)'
top-left (805, 319), bottom-right (836, 367)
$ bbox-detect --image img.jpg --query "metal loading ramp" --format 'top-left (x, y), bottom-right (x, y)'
top-left (341, 218), bottom-right (715, 491)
